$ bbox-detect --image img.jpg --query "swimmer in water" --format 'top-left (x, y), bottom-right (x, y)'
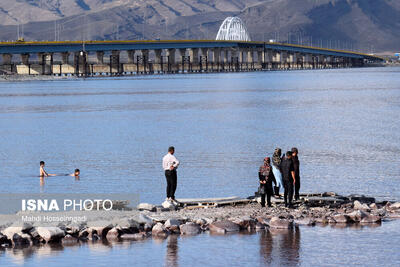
top-left (69, 169), bottom-right (80, 177)
top-left (39, 161), bottom-right (56, 177)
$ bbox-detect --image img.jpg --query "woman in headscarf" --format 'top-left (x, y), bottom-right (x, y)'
top-left (271, 148), bottom-right (283, 197)
top-left (259, 157), bottom-right (276, 207)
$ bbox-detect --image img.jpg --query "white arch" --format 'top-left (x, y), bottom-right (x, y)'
top-left (216, 17), bottom-right (251, 41)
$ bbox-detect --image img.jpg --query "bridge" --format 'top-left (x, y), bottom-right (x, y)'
top-left (0, 39), bottom-right (383, 76)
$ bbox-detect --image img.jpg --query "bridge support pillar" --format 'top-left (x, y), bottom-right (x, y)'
top-left (247, 49), bottom-right (254, 70)
top-left (257, 49), bottom-right (263, 69)
top-left (154, 49), bottom-right (162, 72)
top-left (61, 52), bottom-right (70, 64)
top-left (222, 49), bottom-right (229, 71)
top-left (127, 50), bottom-right (135, 64)
top-left (265, 50), bottom-right (273, 69)
top-left (2, 54), bottom-right (13, 64)
top-left (20, 54), bottom-right (30, 65)
top-left (96, 51), bottom-right (104, 64)
top-left (167, 48), bottom-right (176, 68)
top-left (212, 48), bottom-right (220, 71)
top-left (272, 51), bottom-right (281, 69)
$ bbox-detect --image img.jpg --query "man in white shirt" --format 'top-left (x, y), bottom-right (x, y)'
top-left (162, 146), bottom-right (180, 203)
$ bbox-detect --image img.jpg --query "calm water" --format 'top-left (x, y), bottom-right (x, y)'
top-left (0, 68), bottom-right (400, 266)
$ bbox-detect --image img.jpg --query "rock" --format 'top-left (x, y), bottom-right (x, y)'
top-left (113, 218), bottom-right (139, 231)
top-left (36, 227), bottom-right (65, 243)
top-left (137, 203), bottom-right (157, 212)
top-left (0, 233), bottom-right (12, 247)
top-left (144, 223), bottom-right (153, 232)
top-left (152, 223), bottom-right (168, 237)
top-left (2, 227), bottom-right (23, 240)
top-left (255, 222), bottom-right (265, 230)
top-left (353, 201), bottom-right (370, 211)
top-left (120, 233), bottom-right (148, 240)
top-left (361, 215), bottom-right (382, 224)
top-left (164, 219), bottom-right (181, 229)
top-left (294, 218), bottom-right (316, 226)
top-left (315, 216), bottom-right (328, 224)
top-left (347, 210), bottom-right (368, 222)
top-left (28, 228), bottom-right (45, 244)
top-left (389, 202), bottom-right (400, 210)
top-left (162, 200), bottom-right (176, 210)
top-left (269, 217), bottom-right (293, 229)
top-left (62, 234), bottom-right (78, 245)
top-left (322, 192), bottom-right (337, 197)
top-left (78, 229), bottom-right (89, 241)
top-left (106, 227), bottom-right (120, 240)
top-left (369, 203), bottom-right (378, 210)
top-left (87, 221), bottom-right (114, 238)
top-left (12, 233), bottom-right (32, 246)
top-left (195, 219), bottom-right (207, 225)
top-left (232, 217), bottom-right (256, 230)
top-left (209, 221), bottom-right (240, 234)
top-left (332, 214), bottom-right (351, 224)
top-left (179, 222), bottom-right (201, 235)
top-left (135, 214), bottom-right (154, 226)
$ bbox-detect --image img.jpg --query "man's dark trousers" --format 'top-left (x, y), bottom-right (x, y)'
top-left (283, 180), bottom-right (294, 206)
top-left (165, 169), bottom-right (177, 199)
top-left (294, 178), bottom-right (300, 200)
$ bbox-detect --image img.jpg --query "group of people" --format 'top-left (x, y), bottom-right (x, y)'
top-left (258, 147), bottom-right (300, 208)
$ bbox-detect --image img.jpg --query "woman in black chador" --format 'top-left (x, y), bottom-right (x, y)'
top-left (258, 157), bottom-right (277, 207)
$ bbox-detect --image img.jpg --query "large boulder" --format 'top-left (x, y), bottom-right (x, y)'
top-left (209, 221), bottom-right (240, 234)
top-left (347, 210), bottom-right (368, 222)
top-left (120, 232), bottom-right (149, 240)
top-left (0, 233), bottom-right (12, 247)
top-left (179, 222), bottom-right (201, 235)
top-left (294, 218), bottom-right (316, 226)
top-left (152, 223), bottom-right (168, 237)
top-left (106, 227), bottom-right (120, 240)
top-left (332, 214), bottom-right (351, 224)
top-left (61, 234), bottom-right (78, 245)
top-left (232, 217), bottom-right (256, 230)
top-left (354, 201), bottom-right (371, 211)
top-left (361, 215), bottom-right (382, 224)
top-left (12, 233), bottom-right (32, 246)
top-left (137, 203), bottom-right (156, 212)
top-left (135, 214), bottom-right (154, 226)
top-left (2, 227), bottom-right (23, 240)
top-left (269, 217), bottom-right (293, 229)
top-left (388, 202), bottom-right (400, 210)
top-left (113, 218), bottom-right (139, 232)
top-left (86, 221), bottom-right (113, 238)
top-left (164, 219), bottom-right (181, 229)
top-left (36, 227), bottom-right (65, 243)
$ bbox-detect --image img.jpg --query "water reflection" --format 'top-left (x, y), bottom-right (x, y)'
top-left (165, 235), bottom-right (179, 267)
top-left (260, 228), bottom-right (300, 266)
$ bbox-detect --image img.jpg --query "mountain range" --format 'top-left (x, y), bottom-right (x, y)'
top-left (0, 0), bottom-right (399, 53)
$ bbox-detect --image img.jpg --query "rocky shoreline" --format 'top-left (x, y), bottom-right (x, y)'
top-left (1, 192), bottom-right (399, 248)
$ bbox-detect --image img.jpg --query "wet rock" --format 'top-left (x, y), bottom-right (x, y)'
top-left (389, 202), bottom-right (400, 210)
top-left (135, 214), bottom-right (154, 226)
top-left (62, 234), bottom-right (78, 245)
top-left (0, 233), bottom-right (12, 247)
top-left (78, 228), bottom-right (89, 241)
top-left (120, 232), bottom-right (148, 240)
top-left (255, 222), bottom-right (265, 230)
top-left (13, 233), bottom-right (32, 246)
top-left (27, 228), bottom-right (45, 244)
top-left (87, 222), bottom-right (113, 239)
top-left (144, 223), bottom-right (153, 232)
top-left (106, 227), bottom-right (120, 240)
top-left (2, 227), bottom-right (23, 240)
top-left (232, 217), bottom-right (256, 230)
top-left (256, 217), bottom-right (270, 226)
top-left (361, 215), bottom-right (382, 224)
top-left (137, 203), bottom-right (157, 212)
top-left (113, 218), bottom-right (139, 232)
top-left (152, 223), bottom-right (168, 237)
top-left (164, 219), bottom-right (181, 229)
top-left (269, 217), bottom-right (293, 229)
top-left (195, 219), bottom-right (207, 225)
top-left (179, 222), bottom-right (201, 235)
top-left (209, 221), bottom-right (240, 234)
top-left (347, 210), bottom-right (368, 222)
top-left (36, 227), bottom-right (65, 243)
top-left (332, 214), bottom-right (351, 224)
top-left (369, 203), bottom-right (378, 210)
top-left (294, 218), bottom-right (316, 226)
top-left (353, 201), bottom-right (371, 211)
top-left (315, 216), bottom-right (329, 224)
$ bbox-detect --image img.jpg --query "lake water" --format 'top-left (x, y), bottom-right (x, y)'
top-left (0, 67), bottom-right (399, 266)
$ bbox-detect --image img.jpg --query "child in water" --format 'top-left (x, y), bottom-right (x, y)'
top-left (39, 161), bottom-right (56, 177)
top-left (69, 169), bottom-right (80, 177)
